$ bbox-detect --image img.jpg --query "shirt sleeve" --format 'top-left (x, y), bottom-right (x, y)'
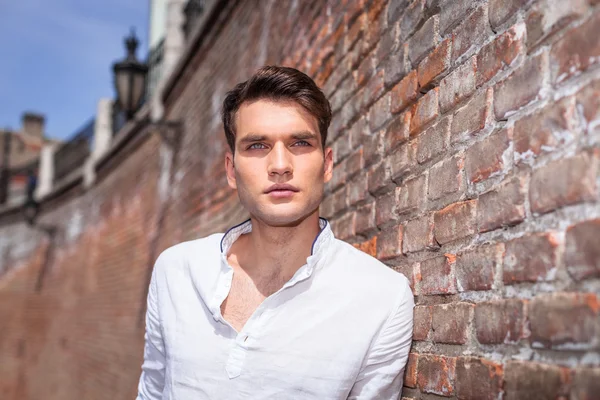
top-left (136, 262), bottom-right (167, 400)
top-left (347, 279), bottom-right (415, 399)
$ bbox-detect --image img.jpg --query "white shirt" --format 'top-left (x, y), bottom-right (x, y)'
top-left (136, 218), bottom-right (414, 400)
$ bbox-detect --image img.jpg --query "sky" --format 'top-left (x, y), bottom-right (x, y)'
top-left (0, 0), bottom-right (149, 140)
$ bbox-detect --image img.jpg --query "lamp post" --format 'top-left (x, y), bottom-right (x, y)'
top-left (112, 28), bottom-right (148, 120)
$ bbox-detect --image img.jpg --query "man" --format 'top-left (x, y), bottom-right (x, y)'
top-left (137, 66), bottom-right (414, 399)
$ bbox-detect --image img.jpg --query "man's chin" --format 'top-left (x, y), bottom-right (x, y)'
top-left (252, 206), bottom-right (317, 228)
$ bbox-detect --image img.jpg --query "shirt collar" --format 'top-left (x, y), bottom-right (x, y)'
top-left (220, 217), bottom-right (334, 272)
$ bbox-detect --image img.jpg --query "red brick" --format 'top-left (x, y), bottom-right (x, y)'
top-left (420, 255), bottom-right (457, 295)
top-left (353, 237), bottom-right (378, 257)
top-left (347, 173), bottom-right (368, 206)
top-left (529, 152), bottom-right (598, 215)
top-left (418, 38), bottom-right (452, 89)
top-left (503, 232), bottom-right (561, 284)
top-left (529, 292), bottom-right (599, 348)
top-left (335, 212), bottom-right (356, 240)
top-left (576, 79), bottom-right (600, 135)
top-left (433, 200), bottom-right (477, 244)
top-left (417, 354), bottom-right (456, 396)
top-left (377, 224), bottom-right (403, 260)
top-left (362, 70), bottom-right (385, 110)
top-left (565, 219), bottom-right (600, 281)
top-left (368, 92), bottom-right (391, 132)
top-left (392, 262), bottom-right (417, 290)
top-left (514, 96), bottom-right (577, 164)
top-left (368, 162), bottom-right (393, 195)
top-left (410, 88), bottom-right (439, 135)
top-left (476, 22), bottom-right (525, 87)
top-left (397, 174), bottom-right (426, 214)
top-left (404, 353), bottom-right (419, 388)
top-left (413, 305), bottom-right (432, 340)
top-left (403, 214), bottom-right (437, 253)
top-left (400, 0), bottom-right (426, 41)
top-left (355, 53), bottom-right (375, 88)
top-left (451, 5), bottom-right (491, 62)
top-left (456, 358), bottom-right (503, 400)
top-left (451, 88), bottom-right (493, 143)
top-left (504, 361), bottom-right (570, 400)
top-left (432, 302), bottom-right (473, 344)
top-left (489, 0), bottom-right (530, 29)
top-left (408, 15), bottom-right (439, 66)
top-left (440, 56), bottom-right (477, 113)
top-left (571, 367), bottom-right (600, 400)
top-left (416, 117), bottom-right (450, 164)
top-left (390, 140), bottom-right (417, 181)
top-left (475, 299), bottom-right (526, 344)
top-left (391, 70), bottom-right (418, 114)
top-left (494, 51), bottom-right (548, 119)
top-left (376, 188), bottom-right (399, 228)
top-left (355, 202), bottom-right (376, 236)
top-left (526, 0), bottom-right (588, 49)
top-left (465, 127), bottom-right (511, 183)
top-left (477, 176), bottom-right (526, 232)
top-left (456, 243), bottom-right (503, 291)
top-left (384, 111), bottom-right (411, 153)
top-left (551, 12), bottom-right (600, 84)
top-left (427, 155), bottom-right (464, 201)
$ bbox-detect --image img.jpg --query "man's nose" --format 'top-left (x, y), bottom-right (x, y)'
top-left (267, 143), bottom-right (293, 176)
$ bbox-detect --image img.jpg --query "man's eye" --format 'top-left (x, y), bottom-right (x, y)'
top-left (293, 140), bottom-right (311, 147)
top-left (248, 143), bottom-right (267, 150)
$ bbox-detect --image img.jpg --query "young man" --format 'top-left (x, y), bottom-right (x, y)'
top-left (137, 66), bottom-right (414, 399)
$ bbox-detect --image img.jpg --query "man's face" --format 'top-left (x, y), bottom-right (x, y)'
top-left (225, 99), bottom-right (333, 227)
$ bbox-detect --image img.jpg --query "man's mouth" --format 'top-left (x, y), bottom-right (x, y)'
top-left (265, 183), bottom-right (299, 198)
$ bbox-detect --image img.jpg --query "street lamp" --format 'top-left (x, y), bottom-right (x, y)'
top-left (113, 28), bottom-right (148, 120)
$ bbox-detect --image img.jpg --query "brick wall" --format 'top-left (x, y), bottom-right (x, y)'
top-left (1, 0), bottom-right (600, 398)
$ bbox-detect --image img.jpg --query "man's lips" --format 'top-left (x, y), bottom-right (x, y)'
top-left (265, 184), bottom-right (299, 198)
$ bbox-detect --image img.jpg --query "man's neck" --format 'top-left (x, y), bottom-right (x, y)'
top-left (228, 211), bottom-right (322, 282)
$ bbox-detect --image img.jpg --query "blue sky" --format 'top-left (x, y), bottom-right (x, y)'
top-left (0, 0), bottom-right (148, 140)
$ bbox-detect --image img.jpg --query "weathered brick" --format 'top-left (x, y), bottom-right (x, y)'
top-left (418, 38), bottom-right (452, 89)
top-left (362, 70), bottom-right (386, 110)
top-left (503, 233), bottom-right (561, 284)
top-left (456, 243), bottom-right (503, 291)
top-left (413, 305), bottom-right (432, 340)
top-left (417, 117), bottom-right (450, 164)
top-left (456, 358), bottom-right (503, 400)
top-left (397, 174), bottom-right (426, 214)
top-left (526, 0), bottom-right (588, 49)
top-left (489, 0), bottom-right (530, 29)
top-left (347, 173), bottom-right (369, 206)
top-left (362, 2), bottom-right (385, 55)
top-left (551, 12), bottom-right (600, 84)
top-left (433, 200), bottom-right (477, 244)
top-left (377, 224), bottom-right (403, 260)
top-left (376, 188), bottom-right (399, 228)
top-left (417, 354), bottom-right (456, 396)
top-left (355, 202), bottom-right (376, 236)
top-left (363, 130), bottom-right (383, 167)
top-left (384, 111), bottom-right (411, 153)
top-left (529, 292), bottom-right (599, 348)
top-left (391, 70), bottom-right (418, 114)
top-left (432, 302), bottom-right (473, 344)
top-left (390, 141), bottom-right (417, 183)
top-left (410, 88), bottom-right (439, 135)
top-left (392, 262), bottom-right (417, 290)
top-left (513, 96), bottom-right (577, 164)
top-left (565, 219), bottom-right (600, 281)
top-left (571, 367), bottom-right (600, 400)
top-left (377, 25), bottom-right (398, 64)
top-left (505, 361), bottom-right (570, 400)
top-left (368, 92), bottom-right (391, 132)
top-left (465, 127), bottom-right (511, 183)
top-left (404, 353), bottom-right (419, 388)
top-left (420, 255), bottom-right (457, 295)
top-left (529, 152), bottom-right (598, 215)
top-left (403, 214), bottom-right (436, 253)
top-left (451, 88), bottom-right (493, 143)
top-left (400, 0), bottom-right (426, 41)
top-left (388, 0), bottom-right (410, 26)
top-left (576, 79), bottom-right (600, 135)
top-left (477, 176), bottom-right (526, 232)
top-left (353, 237), bottom-right (377, 257)
top-left (355, 53), bottom-right (375, 88)
top-left (475, 299), bottom-right (526, 344)
top-left (368, 162), bottom-right (393, 195)
top-left (335, 212), bottom-right (356, 240)
top-left (476, 22), bottom-right (525, 87)
top-left (437, 0), bottom-right (478, 34)
top-left (384, 43), bottom-right (409, 88)
top-left (427, 155), bottom-right (464, 201)
top-left (408, 15), bottom-right (439, 66)
top-left (440, 56), bottom-right (477, 113)
top-left (494, 51), bottom-right (548, 119)
top-left (451, 5), bottom-right (491, 62)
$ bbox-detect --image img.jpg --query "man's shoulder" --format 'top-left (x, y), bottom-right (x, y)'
top-left (153, 233), bottom-right (224, 274)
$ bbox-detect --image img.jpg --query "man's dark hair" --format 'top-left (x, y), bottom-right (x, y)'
top-left (221, 66), bottom-right (332, 152)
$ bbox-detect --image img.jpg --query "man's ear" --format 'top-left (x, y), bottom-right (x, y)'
top-left (323, 147), bottom-right (333, 183)
top-left (225, 151), bottom-right (237, 190)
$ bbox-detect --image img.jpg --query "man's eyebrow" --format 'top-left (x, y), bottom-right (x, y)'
top-left (291, 131), bottom-right (318, 141)
top-left (238, 134), bottom-right (267, 144)
top-left (238, 131), bottom-right (318, 144)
